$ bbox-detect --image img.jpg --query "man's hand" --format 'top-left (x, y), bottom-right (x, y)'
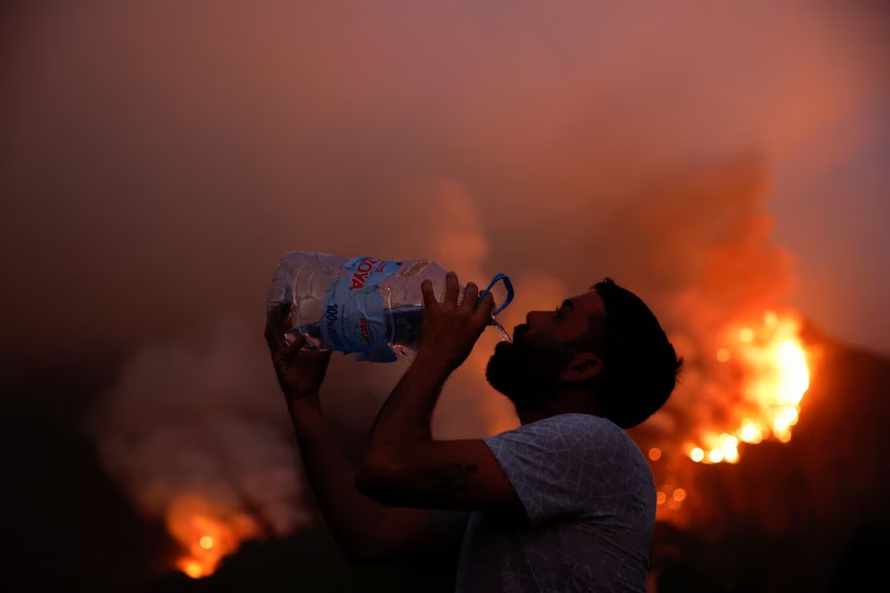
top-left (417, 271), bottom-right (495, 371)
top-left (265, 304), bottom-right (332, 402)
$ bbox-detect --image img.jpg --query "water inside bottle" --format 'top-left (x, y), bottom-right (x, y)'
top-left (292, 305), bottom-right (512, 355)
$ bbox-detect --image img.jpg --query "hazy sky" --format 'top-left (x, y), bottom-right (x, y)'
top-left (2, 0), bottom-right (888, 356)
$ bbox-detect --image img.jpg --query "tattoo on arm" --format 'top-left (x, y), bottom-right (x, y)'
top-left (422, 463), bottom-right (479, 491)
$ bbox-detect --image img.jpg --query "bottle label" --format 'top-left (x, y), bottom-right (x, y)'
top-left (320, 256), bottom-right (402, 356)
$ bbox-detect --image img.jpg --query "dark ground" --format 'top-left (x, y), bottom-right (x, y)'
top-left (2, 327), bottom-right (888, 592)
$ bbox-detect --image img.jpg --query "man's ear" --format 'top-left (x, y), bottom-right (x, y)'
top-left (560, 352), bottom-right (602, 383)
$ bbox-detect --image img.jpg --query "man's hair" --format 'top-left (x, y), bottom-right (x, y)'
top-left (588, 278), bottom-right (682, 429)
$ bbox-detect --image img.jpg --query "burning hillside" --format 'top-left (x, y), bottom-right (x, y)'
top-left (687, 310), bottom-right (811, 465)
top-left (641, 309), bottom-right (815, 526)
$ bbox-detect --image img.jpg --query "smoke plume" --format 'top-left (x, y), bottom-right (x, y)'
top-left (90, 320), bottom-right (312, 538)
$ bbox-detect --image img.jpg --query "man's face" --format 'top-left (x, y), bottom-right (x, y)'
top-left (485, 290), bottom-right (606, 407)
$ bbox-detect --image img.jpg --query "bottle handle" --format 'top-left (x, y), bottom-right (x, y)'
top-left (478, 273), bottom-right (514, 317)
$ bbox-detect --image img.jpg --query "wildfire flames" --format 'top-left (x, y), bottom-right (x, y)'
top-left (687, 310), bottom-right (810, 464)
top-left (168, 497), bottom-right (260, 579)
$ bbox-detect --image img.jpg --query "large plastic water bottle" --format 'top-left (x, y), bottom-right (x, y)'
top-left (267, 251), bottom-right (514, 362)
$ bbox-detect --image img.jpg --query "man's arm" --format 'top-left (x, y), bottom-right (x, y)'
top-left (356, 273), bottom-right (521, 512)
top-left (265, 314), bottom-right (460, 564)
top-left (287, 396), bottom-right (462, 563)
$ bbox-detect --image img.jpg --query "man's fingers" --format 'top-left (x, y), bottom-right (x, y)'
top-left (284, 344), bottom-right (330, 372)
top-left (282, 332), bottom-right (308, 360)
top-left (265, 321), bottom-right (284, 353)
top-left (463, 282), bottom-right (479, 312)
top-left (444, 271), bottom-right (460, 305)
top-left (266, 303), bottom-right (291, 340)
top-left (268, 302), bottom-right (290, 327)
top-left (421, 279), bottom-right (438, 309)
top-left (265, 303), bottom-right (292, 350)
top-left (475, 292), bottom-right (496, 325)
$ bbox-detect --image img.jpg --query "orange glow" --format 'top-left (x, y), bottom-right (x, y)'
top-left (181, 561), bottom-right (204, 579)
top-left (656, 491), bottom-right (667, 505)
top-left (649, 448), bottom-right (662, 461)
top-left (719, 433), bottom-right (739, 463)
top-left (774, 342), bottom-right (809, 402)
top-left (168, 497), bottom-right (260, 579)
top-left (672, 488), bottom-right (687, 502)
top-left (773, 406), bottom-right (799, 433)
top-left (688, 312), bottom-right (810, 464)
top-left (739, 421), bottom-right (762, 444)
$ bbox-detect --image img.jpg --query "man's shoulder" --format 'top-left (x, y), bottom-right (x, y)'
top-left (523, 413), bottom-right (627, 440)
top-left (488, 413), bottom-right (637, 459)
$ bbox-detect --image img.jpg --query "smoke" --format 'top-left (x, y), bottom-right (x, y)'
top-left (2, 0), bottom-right (886, 557)
top-left (603, 158), bottom-right (797, 443)
top-left (2, 1), bottom-right (884, 350)
top-left (89, 319), bottom-right (312, 538)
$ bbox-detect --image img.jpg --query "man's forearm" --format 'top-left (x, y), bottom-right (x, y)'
top-left (366, 354), bottom-right (452, 454)
top-left (287, 397), bottom-right (394, 561)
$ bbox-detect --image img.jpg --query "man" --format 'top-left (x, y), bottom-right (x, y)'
top-left (265, 272), bottom-right (682, 592)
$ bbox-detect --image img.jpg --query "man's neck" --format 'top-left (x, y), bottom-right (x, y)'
top-left (516, 389), bottom-right (602, 425)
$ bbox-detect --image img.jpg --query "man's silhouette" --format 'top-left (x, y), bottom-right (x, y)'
top-left (265, 272), bottom-right (682, 592)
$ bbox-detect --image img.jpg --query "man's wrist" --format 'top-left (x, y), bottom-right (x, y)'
top-left (286, 392), bottom-right (323, 414)
top-left (411, 351), bottom-right (455, 382)
top-left (287, 395), bottom-right (326, 436)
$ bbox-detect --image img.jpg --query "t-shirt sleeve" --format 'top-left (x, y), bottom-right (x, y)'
top-left (483, 414), bottom-right (637, 525)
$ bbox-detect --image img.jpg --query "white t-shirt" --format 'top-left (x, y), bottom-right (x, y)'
top-left (436, 413), bottom-right (656, 593)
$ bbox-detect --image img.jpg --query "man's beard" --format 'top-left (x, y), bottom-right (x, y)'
top-left (485, 332), bottom-right (567, 410)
